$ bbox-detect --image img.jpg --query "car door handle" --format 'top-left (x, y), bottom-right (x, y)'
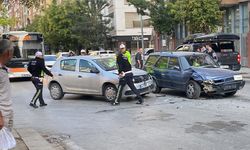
top-left (78, 75), bottom-right (82, 78)
top-left (58, 74), bottom-right (62, 76)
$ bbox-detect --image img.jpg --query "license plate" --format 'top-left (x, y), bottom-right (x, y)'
top-left (21, 74), bottom-right (31, 77)
top-left (224, 84), bottom-right (236, 90)
top-left (234, 75), bottom-right (243, 81)
top-left (220, 65), bottom-right (229, 69)
top-left (140, 82), bottom-right (147, 89)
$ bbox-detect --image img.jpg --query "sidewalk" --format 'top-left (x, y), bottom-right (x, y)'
top-left (13, 128), bottom-right (58, 150)
top-left (238, 67), bottom-right (250, 79)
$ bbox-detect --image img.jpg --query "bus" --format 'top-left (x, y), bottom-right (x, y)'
top-left (1, 31), bottom-right (45, 78)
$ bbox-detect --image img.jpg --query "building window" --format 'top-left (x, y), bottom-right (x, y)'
top-left (242, 3), bottom-right (249, 33)
top-left (125, 12), bottom-right (151, 28)
top-left (234, 8), bottom-right (240, 33)
top-left (225, 9), bottom-right (232, 33)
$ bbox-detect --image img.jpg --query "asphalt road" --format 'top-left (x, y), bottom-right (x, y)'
top-left (11, 79), bottom-right (250, 150)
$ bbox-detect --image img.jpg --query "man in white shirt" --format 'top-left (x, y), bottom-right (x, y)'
top-left (0, 39), bottom-right (14, 133)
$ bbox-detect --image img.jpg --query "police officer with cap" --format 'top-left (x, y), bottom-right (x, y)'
top-left (28, 51), bottom-right (53, 108)
top-left (111, 44), bottom-right (144, 106)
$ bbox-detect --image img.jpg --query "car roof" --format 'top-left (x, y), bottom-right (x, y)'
top-left (58, 55), bottom-right (114, 61)
top-left (149, 51), bottom-right (204, 57)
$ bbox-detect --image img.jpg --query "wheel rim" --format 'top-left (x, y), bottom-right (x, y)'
top-left (187, 83), bottom-right (195, 97)
top-left (50, 84), bottom-right (61, 99)
top-left (105, 86), bottom-right (116, 101)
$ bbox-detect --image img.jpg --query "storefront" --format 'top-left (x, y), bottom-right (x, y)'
top-left (111, 35), bottom-right (151, 53)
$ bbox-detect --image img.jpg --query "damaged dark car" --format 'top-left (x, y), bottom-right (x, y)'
top-left (144, 52), bottom-right (245, 99)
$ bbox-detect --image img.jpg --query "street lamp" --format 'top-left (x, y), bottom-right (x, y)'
top-left (140, 14), bottom-right (145, 61)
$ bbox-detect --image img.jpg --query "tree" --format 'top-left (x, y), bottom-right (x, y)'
top-left (26, 0), bottom-right (112, 51)
top-left (171, 0), bottom-right (222, 33)
top-left (128, 0), bottom-right (222, 34)
top-left (19, 0), bottom-right (39, 8)
top-left (128, 0), bottom-right (176, 35)
top-left (0, 3), bottom-right (14, 28)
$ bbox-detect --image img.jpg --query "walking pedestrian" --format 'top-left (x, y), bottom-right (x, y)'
top-left (111, 44), bottom-right (144, 106)
top-left (135, 48), bottom-right (143, 69)
top-left (28, 51), bottom-right (53, 108)
top-left (0, 39), bottom-right (14, 132)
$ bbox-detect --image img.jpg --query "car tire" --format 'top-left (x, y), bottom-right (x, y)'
top-left (152, 79), bottom-right (161, 93)
top-left (49, 82), bottom-right (64, 100)
top-left (224, 91), bottom-right (237, 97)
top-left (104, 84), bottom-right (117, 102)
top-left (186, 80), bottom-right (201, 99)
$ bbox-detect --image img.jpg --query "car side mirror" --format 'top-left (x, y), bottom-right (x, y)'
top-left (90, 67), bottom-right (100, 74)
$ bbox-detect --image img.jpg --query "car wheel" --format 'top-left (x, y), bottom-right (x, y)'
top-left (152, 79), bottom-right (161, 93)
top-left (104, 84), bottom-right (117, 102)
top-left (224, 91), bottom-right (237, 97)
top-left (49, 82), bottom-right (64, 100)
top-left (186, 80), bottom-right (201, 99)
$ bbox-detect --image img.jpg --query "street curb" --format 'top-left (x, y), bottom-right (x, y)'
top-left (16, 128), bottom-right (56, 150)
top-left (61, 139), bottom-right (85, 150)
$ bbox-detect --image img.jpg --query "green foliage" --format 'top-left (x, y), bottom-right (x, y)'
top-left (0, 4), bottom-right (14, 27)
top-left (172, 0), bottom-right (223, 33)
top-left (20, 0), bottom-right (39, 8)
top-left (128, 0), bottom-right (222, 34)
top-left (26, 0), bottom-right (111, 51)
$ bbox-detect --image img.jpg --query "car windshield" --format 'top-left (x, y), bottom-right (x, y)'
top-left (45, 55), bottom-right (56, 61)
top-left (94, 58), bottom-right (117, 71)
top-left (185, 54), bottom-right (219, 68)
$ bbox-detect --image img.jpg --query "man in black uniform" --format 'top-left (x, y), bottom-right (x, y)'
top-left (28, 51), bottom-right (53, 108)
top-left (111, 44), bottom-right (144, 106)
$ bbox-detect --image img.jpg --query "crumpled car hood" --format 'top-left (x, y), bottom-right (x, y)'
top-left (192, 67), bottom-right (237, 80)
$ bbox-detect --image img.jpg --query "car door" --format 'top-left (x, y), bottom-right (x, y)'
top-left (58, 59), bottom-right (81, 92)
top-left (77, 59), bottom-right (100, 94)
top-left (153, 56), bottom-right (171, 88)
top-left (167, 57), bottom-right (186, 90)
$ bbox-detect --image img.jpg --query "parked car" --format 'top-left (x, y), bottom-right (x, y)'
top-left (44, 55), bottom-right (57, 69)
top-left (144, 52), bottom-right (245, 99)
top-left (175, 33), bottom-right (241, 71)
top-left (144, 48), bottom-right (154, 55)
top-left (89, 50), bottom-right (115, 57)
top-left (48, 56), bottom-right (153, 101)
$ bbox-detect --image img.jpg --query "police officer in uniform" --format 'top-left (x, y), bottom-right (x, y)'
top-left (111, 44), bottom-right (144, 106)
top-left (28, 51), bottom-right (53, 108)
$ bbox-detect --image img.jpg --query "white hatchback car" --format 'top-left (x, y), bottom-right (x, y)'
top-left (48, 56), bottom-right (153, 101)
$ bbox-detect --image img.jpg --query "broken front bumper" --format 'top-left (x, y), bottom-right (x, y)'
top-left (202, 80), bottom-right (245, 94)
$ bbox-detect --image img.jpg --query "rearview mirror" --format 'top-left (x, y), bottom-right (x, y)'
top-left (90, 67), bottom-right (100, 74)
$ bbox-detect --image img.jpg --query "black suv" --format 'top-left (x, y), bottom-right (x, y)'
top-left (175, 33), bottom-right (241, 71)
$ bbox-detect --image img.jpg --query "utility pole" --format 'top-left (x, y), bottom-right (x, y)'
top-left (140, 14), bottom-right (145, 61)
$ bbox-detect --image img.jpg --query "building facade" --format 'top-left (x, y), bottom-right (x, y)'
top-left (221, 0), bottom-right (250, 67)
top-left (107, 0), bottom-right (153, 51)
top-left (3, 0), bottom-right (61, 32)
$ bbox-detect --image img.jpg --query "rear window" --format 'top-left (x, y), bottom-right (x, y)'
top-left (218, 41), bottom-right (235, 52)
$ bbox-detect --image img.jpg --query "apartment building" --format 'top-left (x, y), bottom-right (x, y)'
top-left (107, 0), bottom-right (153, 51)
top-left (5, 0), bottom-right (61, 31)
top-left (221, 0), bottom-right (250, 67)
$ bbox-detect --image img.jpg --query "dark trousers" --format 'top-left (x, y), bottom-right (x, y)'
top-left (114, 73), bottom-right (142, 104)
top-left (30, 77), bottom-right (45, 105)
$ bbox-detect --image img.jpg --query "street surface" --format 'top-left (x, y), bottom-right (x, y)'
top-left (12, 79), bottom-right (250, 150)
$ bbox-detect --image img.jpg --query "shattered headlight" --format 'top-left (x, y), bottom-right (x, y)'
top-left (203, 80), bottom-right (214, 84)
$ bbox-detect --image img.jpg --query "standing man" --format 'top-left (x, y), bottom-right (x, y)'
top-left (111, 44), bottom-right (144, 106)
top-left (135, 48), bottom-right (143, 69)
top-left (0, 39), bottom-right (14, 132)
top-left (28, 51), bottom-right (53, 108)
